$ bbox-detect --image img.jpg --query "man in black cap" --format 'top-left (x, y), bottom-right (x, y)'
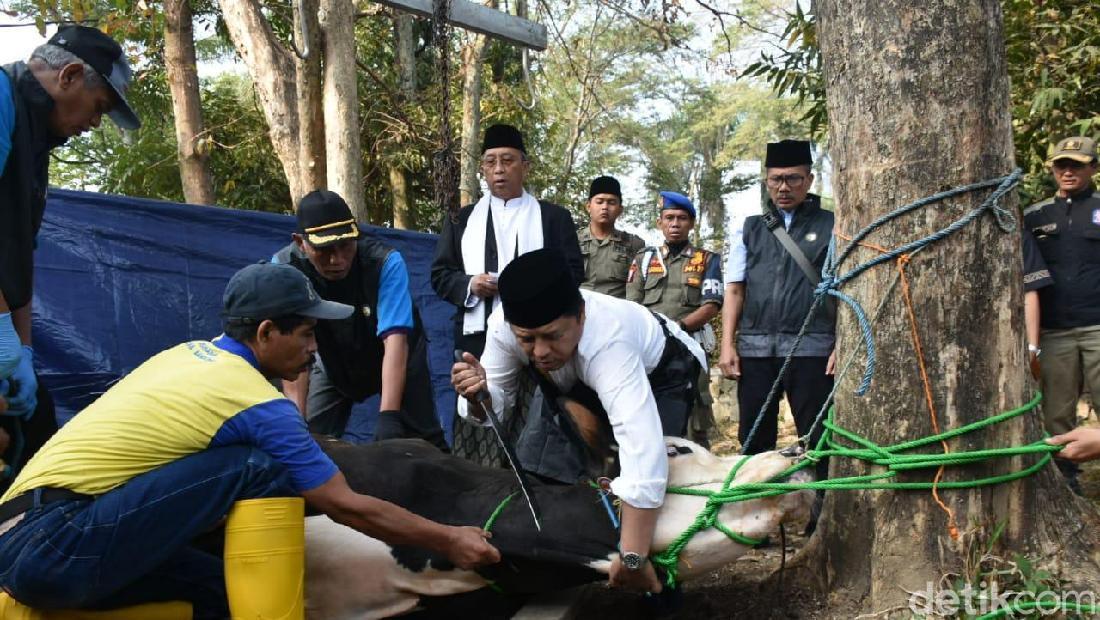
top-left (0, 25), bottom-right (141, 491)
top-left (719, 140), bottom-right (835, 470)
top-left (431, 124), bottom-right (584, 461)
top-left (0, 262), bottom-right (499, 617)
top-left (1022, 136), bottom-right (1100, 494)
top-left (451, 248), bottom-right (705, 594)
top-left (272, 190), bottom-right (448, 450)
top-left (578, 176), bottom-right (645, 298)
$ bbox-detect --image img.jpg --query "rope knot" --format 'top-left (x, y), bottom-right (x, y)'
top-left (814, 275), bottom-right (838, 296)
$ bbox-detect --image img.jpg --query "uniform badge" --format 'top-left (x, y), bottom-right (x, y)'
top-left (686, 276), bottom-right (702, 287)
top-left (805, 232), bottom-right (818, 242)
top-left (362, 306), bottom-right (371, 318)
top-left (1093, 209), bottom-right (1100, 226)
top-left (647, 256), bottom-right (666, 276)
top-left (627, 262), bottom-right (638, 283)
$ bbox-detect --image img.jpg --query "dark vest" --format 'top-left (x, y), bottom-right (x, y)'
top-left (0, 63), bottom-right (65, 310)
top-left (275, 238), bottom-right (424, 402)
top-left (1023, 187), bottom-right (1100, 329)
top-left (739, 195), bottom-right (836, 357)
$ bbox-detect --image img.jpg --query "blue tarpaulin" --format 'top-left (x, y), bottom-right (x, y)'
top-left (33, 189), bottom-right (457, 443)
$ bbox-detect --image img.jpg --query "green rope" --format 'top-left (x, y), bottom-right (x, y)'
top-left (482, 492), bottom-right (517, 532)
top-left (651, 393), bottom-right (1063, 587)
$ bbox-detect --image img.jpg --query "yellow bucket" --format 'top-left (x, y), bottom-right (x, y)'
top-left (223, 497), bottom-right (305, 620)
top-left (0, 593), bottom-right (190, 620)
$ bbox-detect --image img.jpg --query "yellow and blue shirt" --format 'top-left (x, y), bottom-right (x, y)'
top-left (1, 336), bottom-right (338, 503)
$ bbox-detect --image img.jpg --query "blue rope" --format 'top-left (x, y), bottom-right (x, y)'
top-left (739, 170), bottom-right (1022, 455)
top-left (598, 489), bottom-right (620, 530)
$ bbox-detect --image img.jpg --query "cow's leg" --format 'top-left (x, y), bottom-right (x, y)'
top-left (305, 516), bottom-right (487, 619)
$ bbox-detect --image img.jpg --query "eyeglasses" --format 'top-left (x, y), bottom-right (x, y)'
top-left (481, 156), bottom-right (524, 170)
top-left (764, 174), bottom-right (808, 189)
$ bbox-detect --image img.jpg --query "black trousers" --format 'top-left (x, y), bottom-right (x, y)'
top-left (1, 378), bottom-right (57, 496)
top-left (738, 356), bottom-right (832, 479)
top-left (306, 334), bottom-right (448, 451)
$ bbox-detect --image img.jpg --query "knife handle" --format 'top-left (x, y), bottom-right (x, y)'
top-left (454, 349), bottom-right (492, 404)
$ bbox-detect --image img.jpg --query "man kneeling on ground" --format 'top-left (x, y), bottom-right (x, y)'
top-left (0, 263), bottom-right (498, 617)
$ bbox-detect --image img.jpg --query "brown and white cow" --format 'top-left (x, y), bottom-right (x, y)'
top-left (305, 437), bottom-right (815, 619)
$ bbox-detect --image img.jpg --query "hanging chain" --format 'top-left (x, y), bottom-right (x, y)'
top-left (431, 0), bottom-right (461, 220)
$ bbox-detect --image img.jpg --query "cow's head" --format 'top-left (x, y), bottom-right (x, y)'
top-left (645, 438), bottom-right (815, 580)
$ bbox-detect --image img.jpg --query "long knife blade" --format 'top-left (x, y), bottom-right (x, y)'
top-left (455, 350), bottom-right (543, 531)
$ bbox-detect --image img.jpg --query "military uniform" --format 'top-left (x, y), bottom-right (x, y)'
top-left (577, 227), bottom-right (645, 298)
top-left (626, 243), bottom-right (723, 440)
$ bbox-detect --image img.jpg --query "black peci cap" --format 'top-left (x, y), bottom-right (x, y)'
top-left (223, 263), bottom-right (353, 323)
top-left (498, 248), bottom-right (582, 329)
top-left (295, 190), bottom-right (361, 248)
top-left (588, 176), bottom-right (622, 199)
top-left (764, 139), bottom-right (812, 168)
top-left (482, 124), bottom-right (527, 154)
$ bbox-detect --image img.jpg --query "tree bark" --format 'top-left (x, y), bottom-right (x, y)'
top-left (390, 12), bottom-right (416, 229)
top-left (459, 31), bottom-right (490, 207)
top-left (294, 0), bottom-right (326, 194)
top-left (804, 0), bottom-right (1100, 614)
top-left (320, 0), bottom-right (367, 222)
top-left (220, 0), bottom-right (308, 203)
top-left (164, 0), bottom-right (216, 205)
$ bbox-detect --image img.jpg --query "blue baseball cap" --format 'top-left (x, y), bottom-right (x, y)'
top-left (223, 263), bottom-right (353, 323)
top-left (659, 191), bottom-right (695, 219)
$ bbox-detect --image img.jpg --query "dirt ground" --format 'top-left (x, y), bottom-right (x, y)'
top-left (568, 377), bottom-right (1100, 620)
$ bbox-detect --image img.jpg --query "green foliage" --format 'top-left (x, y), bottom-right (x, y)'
top-left (1004, 0), bottom-right (1100, 203)
top-left (51, 70), bottom-right (291, 212)
top-left (741, 0), bottom-right (1100, 205)
top-left (741, 2), bottom-right (824, 140)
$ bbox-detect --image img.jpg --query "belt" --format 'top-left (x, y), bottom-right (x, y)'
top-left (0, 488), bottom-right (92, 524)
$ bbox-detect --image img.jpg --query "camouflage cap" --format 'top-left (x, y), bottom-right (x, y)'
top-left (1048, 136), bottom-right (1097, 164)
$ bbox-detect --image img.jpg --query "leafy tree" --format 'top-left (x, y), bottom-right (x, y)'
top-left (742, 0), bottom-right (1100, 204)
top-left (51, 71), bottom-right (291, 212)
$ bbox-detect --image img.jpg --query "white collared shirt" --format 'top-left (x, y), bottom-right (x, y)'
top-left (458, 290), bottom-right (702, 509)
top-left (725, 208), bottom-right (796, 284)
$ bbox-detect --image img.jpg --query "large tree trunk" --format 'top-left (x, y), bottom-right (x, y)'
top-left (802, 0), bottom-right (1100, 614)
top-left (458, 31), bottom-right (490, 207)
top-left (294, 0), bottom-right (326, 194)
top-left (320, 0), bottom-right (367, 222)
top-left (220, 0), bottom-right (309, 203)
top-left (390, 12), bottom-right (416, 229)
top-left (164, 0), bottom-right (216, 205)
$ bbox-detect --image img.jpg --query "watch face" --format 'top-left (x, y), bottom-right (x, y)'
top-left (622, 552), bottom-right (643, 571)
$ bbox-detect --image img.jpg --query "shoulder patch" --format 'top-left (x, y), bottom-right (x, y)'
top-left (1023, 199), bottom-right (1055, 216)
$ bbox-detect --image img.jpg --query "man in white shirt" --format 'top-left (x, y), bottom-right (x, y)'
top-left (451, 248), bottom-right (705, 593)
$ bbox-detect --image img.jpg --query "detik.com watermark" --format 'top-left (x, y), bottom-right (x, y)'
top-left (908, 581), bottom-right (1099, 616)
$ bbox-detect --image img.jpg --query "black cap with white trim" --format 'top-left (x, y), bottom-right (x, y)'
top-left (48, 24), bottom-right (141, 130)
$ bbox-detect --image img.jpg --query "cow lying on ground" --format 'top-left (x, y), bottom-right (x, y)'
top-left (305, 437), bottom-right (815, 619)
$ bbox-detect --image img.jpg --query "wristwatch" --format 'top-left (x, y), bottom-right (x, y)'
top-left (1028, 344), bottom-right (1041, 356)
top-left (621, 551), bottom-right (648, 571)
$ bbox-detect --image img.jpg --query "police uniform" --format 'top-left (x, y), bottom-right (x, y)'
top-left (578, 226), bottom-right (645, 298)
top-left (626, 240), bottom-right (723, 441)
top-left (1023, 183), bottom-right (1100, 438)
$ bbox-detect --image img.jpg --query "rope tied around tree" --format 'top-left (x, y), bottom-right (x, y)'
top-left (651, 169), bottom-right (1065, 587)
top-left (740, 169), bottom-right (1023, 454)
